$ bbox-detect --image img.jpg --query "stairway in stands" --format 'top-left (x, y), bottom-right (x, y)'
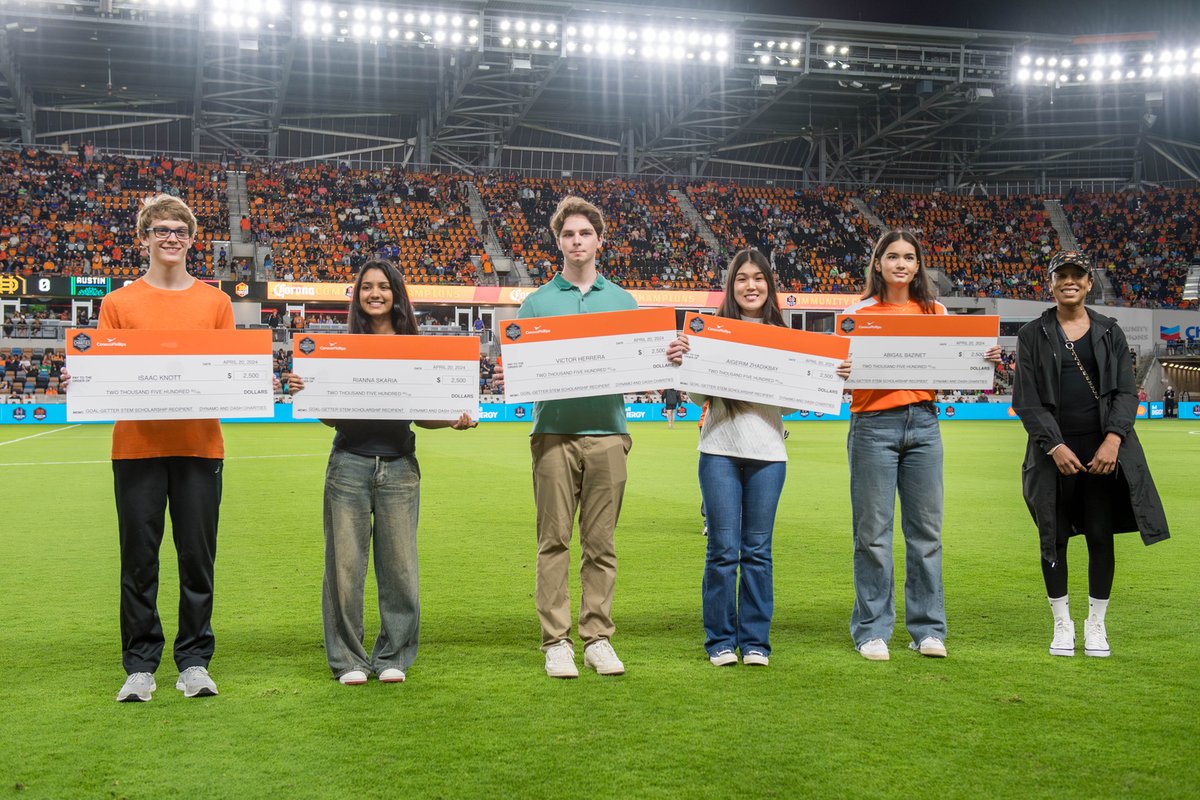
top-left (463, 180), bottom-right (522, 286)
top-left (669, 189), bottom-right (723, 256)
top-left (225, 171), bottom-right (262, 280)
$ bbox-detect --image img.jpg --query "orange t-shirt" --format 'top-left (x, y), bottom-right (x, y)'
top-left (98, 278), bottom-right (235, 460)
top-left (845, 296), bottom-right (947, 414)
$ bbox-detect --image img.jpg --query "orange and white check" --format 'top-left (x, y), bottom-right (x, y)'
top-left (499, 308), bottom-right (678, 403)
top-left (291, 333), bottom-right (479, 420)
top-left (65, 329), bottom-right (274, 421)
top-left (836, 314), bottom-right (999, 389)
top-left (676, 313), bottom-right (850, 414)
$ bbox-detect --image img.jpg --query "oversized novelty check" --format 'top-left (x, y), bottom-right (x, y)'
top-left (675, 313), bottom-right (850, 415)
top-left (836, 314), bottom-right (999, 389)
top-left (65, 328), bottom-right (273, 421)
top-left (291, 333), bottom-right (479, 420)
top-left (499, 307), bottom-right (677, 403)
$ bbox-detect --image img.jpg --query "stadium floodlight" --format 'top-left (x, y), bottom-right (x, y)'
top-left (387, 11), bottom-right (398, 23)
top-left (825, 44), bottom-right (835, 54)
top-left (1141, 66), bottom-right (1153, 78)
top-left (1019, 54), bottom-right (1032, 66)
top-left (1048, 57), bottom-right (1058, 66)
top-left (1108, 54), bottom-right (1123, 67)
top-left (1143, 53), bottom-right (1154, 63)
top-left (1089, 69), bottom-right (1102, 81)
top-left (1079, 57), bottom-right (1089, 67)
top-left (404, 12), bottom-right (414, 24)
top-left (1076, 72), bottom-right (1086, 82)
top-left (515, 20), bottom-right (527, 33)
top-left (1127, 69), bottom-right (1137, 79)
top-left (1174, 63), bottom-right (1186, 76)
top-left (1157, 64), bottom-right (1171, 77)
top-left (419, 13), bottom-right (431, 25)
top-left (1016, 69), bottom-right (1030, 82)
top-left (302, 19), bottom-right (318, 34)
top-left (1110, 69), bottom-right (1122, 80)
top-left (1035, 56), bottom-right (1045, 66)
top-left (1033, 70), bottom-right (1044, 80)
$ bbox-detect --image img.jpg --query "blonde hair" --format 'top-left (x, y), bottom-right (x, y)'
top-left (549, 196), bottom-right (606, 239)
top-left (137, 194), bottom-right (197, 239)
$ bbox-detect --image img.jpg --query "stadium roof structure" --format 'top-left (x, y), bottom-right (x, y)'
top-left (1, 0), bottom-right (1199, 189)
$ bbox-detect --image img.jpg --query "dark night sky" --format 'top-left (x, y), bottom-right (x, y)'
top-left (685, 1), bottom-right (1200, 37)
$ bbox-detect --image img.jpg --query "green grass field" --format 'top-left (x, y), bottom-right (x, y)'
top-left (0, 420), bottom-right (1197, 799)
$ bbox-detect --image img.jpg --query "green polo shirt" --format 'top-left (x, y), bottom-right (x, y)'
top-left (517, 271), bottom-right (638, 435)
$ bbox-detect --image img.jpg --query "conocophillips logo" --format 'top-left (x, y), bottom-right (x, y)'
top-left (505, 323), bottom-right (522, 341)
top-left (840, 317), bottom-right (856, 334)
top-left (235, 282), bottom-right (250, 298)
top-left (72, 333), bottom-right (93, 352)
top-left (688, 317), bottom-right (706, 334)
top-left (298, 337), bottom-right (317, 355)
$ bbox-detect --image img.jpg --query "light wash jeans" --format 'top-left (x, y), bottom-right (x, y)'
top-left (847, 403), bottom-right (946, 647)
top-left (699, 453), bottom-right (786, 657)
top-left (322, 448), bottom-right (420, 678)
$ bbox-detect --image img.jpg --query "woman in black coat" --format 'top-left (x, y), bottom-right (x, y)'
top-left (1013, 250), bottom-right (1169, 659)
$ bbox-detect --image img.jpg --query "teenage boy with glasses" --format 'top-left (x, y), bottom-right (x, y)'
top-left (96, 195), bottom-right (234, 702)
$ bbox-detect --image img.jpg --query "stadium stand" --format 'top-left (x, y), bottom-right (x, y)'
top-left (1, 346), bottom-right (65, 402)
top-left (685, 182), bottom-right (873, 293)
top-left (1063, 188), bottom-right (1198, 309)
top-left (247, 163), bottom-right (484, 284)
top-left (0, 148), bottom-right (227, 278)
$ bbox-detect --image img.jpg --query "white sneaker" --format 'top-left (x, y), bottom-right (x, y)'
top-left (742, 650), bottom-right (769, 667)
top-left (709, 649), bottom-right (737, 666)
top-left (116, 672), bottom-right (156, 703)
top-left (338, 669), bottom-right (369, 685)
top-left (378, 668), bottom-right (406, 683)
top-left (175, 666), bottom-right (218, 698)
top-left (544, 640), bottom-right (578, 679)
top-left (1049, 618), bottom-right (1075, 657)
top-left (858, 639), bottom-right (890, 661)
top-left (583, 639), bottom-right (625, 676)
top-left (1084, 618), bottom-right (1110, 658)
top-left (909, 637), bottom-right (947, 658)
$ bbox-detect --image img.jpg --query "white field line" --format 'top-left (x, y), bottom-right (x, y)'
top-left (0, 452), bottom-right (328, 468)
top-left (0, 424), bottom-right (82, 447)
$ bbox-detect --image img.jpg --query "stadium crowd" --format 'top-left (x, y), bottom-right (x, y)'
top-left (0, 148), bottom-right (227, 279)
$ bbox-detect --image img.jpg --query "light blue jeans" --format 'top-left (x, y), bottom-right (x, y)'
top-left (699, 453), bottom-right (786, 657)
top-left (322, 448), bottom-right (420, 678)
top-left (847, 404), bottom-right (946, 647)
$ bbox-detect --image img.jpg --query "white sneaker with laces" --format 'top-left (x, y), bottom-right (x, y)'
top-left (338, 669), bottom-right (369, 686)
top-left (742, 650), bottom-right (769, 667)
top-left (1083, 618), bottom-right (1110, 658)
top-left (709, 649), bottom-right (737, 667)
top-left (583, 639), bottom-right (625, 676)
top-left (858, 638), bottom-right (890, 661)
top-left (544, 640), bottom-right (579, 679)
top-left (175, 666), bottom-right (218, 697)
top-left (1049, 618), bottom-right (1075, 657)
top-left (116, 672), bottom-right (156, 703)
top-left (378, 668), bottom-right (406, 683)
top-left (909, 637), bottom-right (947, 658)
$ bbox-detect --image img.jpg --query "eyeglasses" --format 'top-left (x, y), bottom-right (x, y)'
top-left (147, 227), bottom-right (194, 240)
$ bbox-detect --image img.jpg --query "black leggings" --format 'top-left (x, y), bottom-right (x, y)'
top-left (1041, 533), bottom-right (1115, 600)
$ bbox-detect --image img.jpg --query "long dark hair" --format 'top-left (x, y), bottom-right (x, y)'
top-left (861, 229), bottom-right (938, 313)
top-left (717, 249), bottom-right (785, 326)
top-left (347, 259), bottom-right (418, 335)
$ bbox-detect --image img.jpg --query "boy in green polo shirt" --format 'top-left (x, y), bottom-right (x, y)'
top-left (518, 196), bottom-right (636, 678)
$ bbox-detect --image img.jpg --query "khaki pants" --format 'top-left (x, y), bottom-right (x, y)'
top-left (531, 434), bottom-right (631, 650)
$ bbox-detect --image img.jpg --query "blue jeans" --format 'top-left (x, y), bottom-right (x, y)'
top-left (699, 453), bottom-right (786, 656)
top-left (322, 448), bottom-right (421, 678)
top-left (847, 404), bottom-right (945, 646)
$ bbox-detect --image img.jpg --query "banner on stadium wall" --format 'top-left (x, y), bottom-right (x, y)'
top-left (8, 402), bottom-right (1197, 425)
